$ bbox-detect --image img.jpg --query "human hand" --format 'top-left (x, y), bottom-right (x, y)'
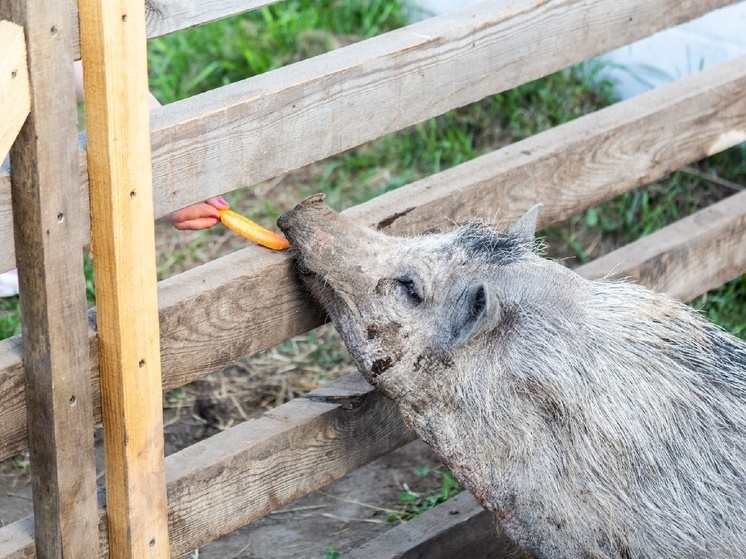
top-left (165, 197), bottom-right (230, 230)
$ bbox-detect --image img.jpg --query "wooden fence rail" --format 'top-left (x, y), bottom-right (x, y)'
top-left (0, 0), bottom-right (742, 274)
top-left (2, 52), bottom-right (746, 462)
top-left (1, 0), bottom-right (745, 557)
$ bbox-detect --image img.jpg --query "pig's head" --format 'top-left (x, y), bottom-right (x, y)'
top-left (277, 194), bottom-right (566, 408)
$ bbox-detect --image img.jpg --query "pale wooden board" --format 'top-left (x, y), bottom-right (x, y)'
top-left (576, 189), bottom-right (746, 301)
top-left (0, 373), bottom-right (417, 559)
top-left (0, 0), bottom-right (99, 557)
top-left (0, 21), bottom-right (29, 158)
top-left (67, 0), bottom-right (282, 58)
top-left (2, 55), bottom-right (746, 462)
top-left (0, 0), bottom-right (741, 273)
top-left (77, 0), bottom-right (170, 556)
top-left (143, 0), bottom-right (281, 38)
top-left (345, 491), bottom-right (521, 559)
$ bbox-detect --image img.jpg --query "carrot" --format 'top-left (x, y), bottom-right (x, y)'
top-left (218, 209), bottom-right (290, 250)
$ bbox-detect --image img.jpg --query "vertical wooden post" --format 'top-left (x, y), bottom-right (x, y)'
top-left (0, 1), bottom-right (99, 558)
top-left (77, 0), bottom-right (170, 557)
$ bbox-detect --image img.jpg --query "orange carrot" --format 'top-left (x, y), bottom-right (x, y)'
top-left (218, 209), bottom-right (290, 250)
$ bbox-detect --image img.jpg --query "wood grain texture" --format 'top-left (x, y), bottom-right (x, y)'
top-left (0, 21), bottom-right (29, 158)
top-left (144, 0), bottom-right (740, 221)
top-left (345, 491), bottom-right (520, 559)
top-left (0, 1), bottom-right (99, 558)
top-left (1, 54), bottom-right (746, 463)
top-left (143, 0), bottom-right (281, 38)
top-left (66, 0), bottom-right (281, 58)
top-left (0, 373), bottom-right (416, 559)
top-left (77, 0), bottom-right (170, 556)
top-left (0, 0), bottom-right (742, 273)
top-left (576, 189), bottom-right (746, 301)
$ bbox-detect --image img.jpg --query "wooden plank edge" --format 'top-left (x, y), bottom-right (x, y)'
top-left (0, 21), bottom-right (30, 159)
top-left (0, 372), bottom-right (417, 559)
top-left (144, 0), bottom-right (741, 221)
top-left (575, 189), bottom-right (746, 300)
top-left (344, 491), bottom-right (519, 559)
top-left (1, 53), bottom-right (746, 460)
top-left (2, 0), bottom-right (741, 273)
top-left (68, 0), bottom-right (283, 59)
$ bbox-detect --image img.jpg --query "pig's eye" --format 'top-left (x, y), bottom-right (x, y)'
top-left (395, 277), bottom-right (423, 306)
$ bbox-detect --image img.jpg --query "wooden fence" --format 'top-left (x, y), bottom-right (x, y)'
top-left (1, 0), bottom-right (745, 557)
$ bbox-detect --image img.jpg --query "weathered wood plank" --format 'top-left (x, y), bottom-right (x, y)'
top-left (1, 0), bottom-right (741, 273)
top-left (143, 0), bottom-right (281, 38)
top-left (2, 54), bottom-right (746, 462)
top-left (0, 1), bottom-right (99, 558)
top-left (576, 189), bottom-right (746, 301)
top-left (67, 0), bottom-right (282, 59)
top-left (77, 0), bottom-right (170, 556)
top-left (0, 373), bottom-right (417, 559)
top-left (0, 21), bottom-right (30, 159)
top-left (345, 491), bottom-right (521, 559)
top-left (144, 0), bottom-right (741, 222)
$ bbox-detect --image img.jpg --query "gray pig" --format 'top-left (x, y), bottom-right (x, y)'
top-left (277, 194), bottom-right (746, 559)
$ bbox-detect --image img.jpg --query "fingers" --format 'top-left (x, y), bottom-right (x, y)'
top-left (165, 197), bottom-right (231, 230)
top-left (205, 197), bottom-right (230, 210)
top-left (166, 202), bottom-right (221, 230)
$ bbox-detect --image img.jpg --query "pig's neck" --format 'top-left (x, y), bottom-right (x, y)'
top-left (395, 354), bottom-right (517, 511)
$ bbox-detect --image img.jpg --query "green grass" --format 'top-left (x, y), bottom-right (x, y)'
top-left (387, 465), bottom-right (464, 522)
top-left (0, 296), bottom-right (21, 340)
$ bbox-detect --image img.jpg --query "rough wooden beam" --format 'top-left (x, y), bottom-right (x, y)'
top-left (0, 373), bottom-right (417, 559)
top-left (345, 491), bottom-right (521, 559)
top-left (143, 0), bottom-right (742, 222)
top-left (576, 189), bottom-right (746, 301)
top-left (67, 0), bottom-right (282, 59)
top-left (1, 0), bottom-right (742, 273)
top-left (143, 0), bottom-right (281, 38)
top-left (0, 21), bottom-right (30, 159)
top-left (0, 1), bottom-right (99, 558)
top-left (77, 0), bottom-right (170, 555)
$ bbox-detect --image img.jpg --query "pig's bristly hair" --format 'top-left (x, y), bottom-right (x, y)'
top-left (453, 221), bottom-right (536, 266)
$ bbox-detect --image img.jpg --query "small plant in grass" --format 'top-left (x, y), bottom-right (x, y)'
top-left (324, 545), bottom-right (341, 559)
top-left (387, 465), bottom-right (464, 522)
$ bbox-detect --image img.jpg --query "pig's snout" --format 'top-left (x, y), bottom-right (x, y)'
top-left (277, 193), bottom-right (329, 242)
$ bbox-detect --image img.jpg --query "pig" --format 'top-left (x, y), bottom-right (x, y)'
top-left (277, 193), bottom-right (746, 559)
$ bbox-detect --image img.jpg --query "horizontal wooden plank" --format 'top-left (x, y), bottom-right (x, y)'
top-left (143, 0), bottom-right (741, 223)
top-left (576, 189), bottom-right (746, 300)
top-left (0, 372), bottom-right (418, 559)
top-left (345, 491), bottom-right (521, 559)
top-left (1, 55), bottom-right (746, 462)
top-left (144, 0), bottom-right (281, 38)
top-left (0, 0), bottom-right (740, 273)
top-left (0, 21), bottom-right (30, 159)
top-left (68, 1), bottom-right (282, 59)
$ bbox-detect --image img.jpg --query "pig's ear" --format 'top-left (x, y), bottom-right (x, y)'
top-left (511, 204), bottom-right (542, 240)
top-left (452, 283), bottom-right (491, 346)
